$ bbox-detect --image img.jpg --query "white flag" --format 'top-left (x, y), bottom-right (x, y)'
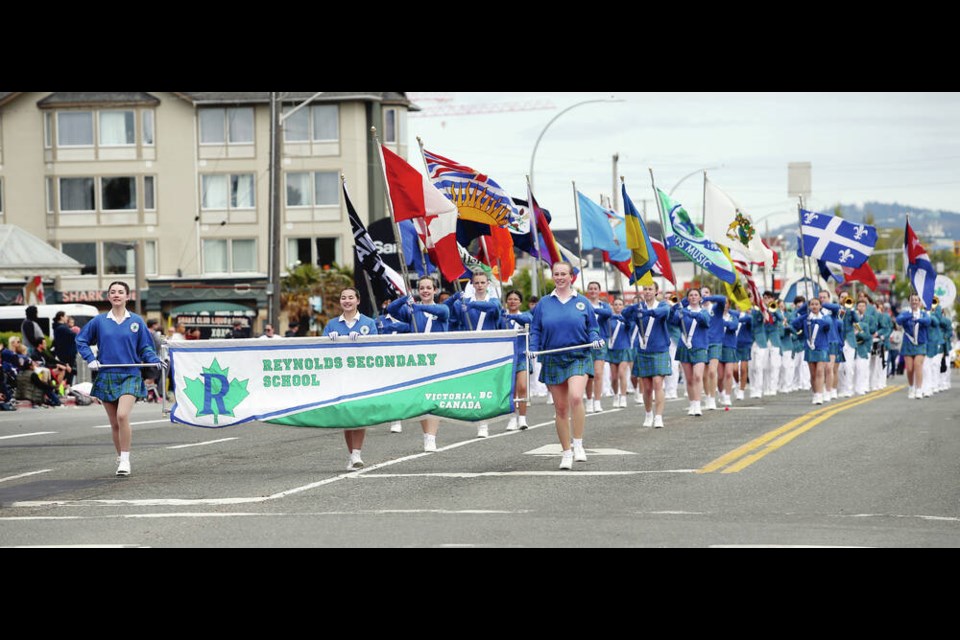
top-left (703, 177), bottom-right (775, 267)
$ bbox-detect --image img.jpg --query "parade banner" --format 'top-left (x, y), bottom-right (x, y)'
top-left (167, 331), bottom-right (518, 429)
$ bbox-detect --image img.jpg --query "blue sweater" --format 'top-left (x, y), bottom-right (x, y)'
top-left (590, 300), bottom-right (613, 341)
top-left (323, 313), bottom-right (378, 338)
top-left (623, 301), bottom-right (672, 353)
top-left (703, 296), bottom-right (728, 344)
top-left (896, 309), bottom-right (930, 346)
top-left (670, 305), bottom-right (711, 350)
top-left (721, 310), bottom-right (741, 349)
top-left (377, 313), bottom-right (411, 335)
top-left (387, 296), bottom-right (450, 333)
top-left (792, 308), bottom-right (833, 351)
top-left (447, 291), bottom-right (502, 331)
top-left (503, 312), bottom-right (533, 358)
top-left (606, 313), bottom-right (633, 350)
top-left (529, 292), bottom-right (601, 353)
top-left (76, 312), bottom-right (161, 375)
top-left (736, 313), bottom-right (754, 348)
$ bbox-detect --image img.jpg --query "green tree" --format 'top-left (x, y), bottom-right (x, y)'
top-left (280, 263), bottom-right (354, 334)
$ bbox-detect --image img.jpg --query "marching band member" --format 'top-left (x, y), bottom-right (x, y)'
top-left (699, 286), bottom-right (727, 411)
top-left (939, 309), bottom-right (953, 391)
top-left (749, 300), bottom-right (769, 399)
top-left (584, 281), bottom-right (612, 413)
top-left (818, 290), bottom-right (841, 401)
top-left (663, 293), bottom-right (682, 400)
top-left (446, 270), bottom-right (502, 438)
top-left (778, 300), bottom-right (798, 393)
top-left (852, 300), bottom-right (872, 396)
top-left (387, 275), bottom-right (450, 451)
top-left (502, 289), bottom-right (532, 431)
top-left (870, 300), bottom-right (891, 390)
top-left (762, 292), bottom-right (784, 397)
top-left (792, 296), bottom-right (832, 404)
top-left (529, 262), bottom-right (602, 470)
top-left (671, 288), bottom-right (712, 416)
top-left (895, 293), bottom-right (930, 399)
top-left (76, 281), bottom-right (165, 477)
top-left (718, 305), bottom-right (741, 406)
top-left (605, 297), bottom-right (634, 409)
top-left (791, 296), bottom-right (811, 392)
top-left (623, 281), bottom-right (672, 427)
top-left (323, 287), bottom-right (379, 470)
top-left (735, 305), bottom-right (754, 401)
top-left (921, 298), bottom-right (943, 398)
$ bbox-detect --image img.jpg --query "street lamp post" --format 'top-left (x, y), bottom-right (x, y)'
top-left (668, 166), bottom-right (722, 196)
top-left (529, 97), bottom-right (624, 193)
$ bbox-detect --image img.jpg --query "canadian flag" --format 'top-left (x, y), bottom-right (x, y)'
top-left (380, 145), bottom-right (463, 282)
top-left (24, 275), bottom-right (45, 305)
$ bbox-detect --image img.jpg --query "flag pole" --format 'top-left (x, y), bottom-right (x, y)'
top-left (797, 196), bottom-right (813, 301)
top-left (571, 180), bottom-right (586, 293)
top-left (526, 175), bottom-right (541, 298)
top-left (372, 128), bottom-right (419, 333)
top-left (646, 170), bottom-right (673, 291)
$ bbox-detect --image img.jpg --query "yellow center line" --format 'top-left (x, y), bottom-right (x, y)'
top-left (699, 385), bottom-right (905, 474)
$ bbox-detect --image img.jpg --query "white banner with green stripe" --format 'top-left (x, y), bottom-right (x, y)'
top-left (167, 330), bottom-right (517, 428)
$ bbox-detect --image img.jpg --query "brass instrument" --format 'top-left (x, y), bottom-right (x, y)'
top-left (854, 321), bottom-right (865, 345)
top-left (767, 300), bottom-right (779, 312)
top-left (668, 292), bottom-right (680, 305)
top-left (841, 294), bottom-right (855, 310)
top-left (932, 295), bottom-right (939, 310)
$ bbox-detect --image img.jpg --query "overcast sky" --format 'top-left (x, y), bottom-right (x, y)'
top-left (405, 92), bottom-right (960, 233)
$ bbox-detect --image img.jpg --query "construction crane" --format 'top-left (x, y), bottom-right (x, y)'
top-left (408, 92), bottom-right (555, 118)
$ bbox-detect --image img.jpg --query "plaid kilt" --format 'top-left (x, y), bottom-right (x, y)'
top-left (513, 353), bottom-right (534, 375)
top-left (676, 345), bottom-right (709, 364)
top-left (91, 371), bottom-right (147, 402)
top-left (804, 347), bottom-right (829, 363)
top-left (633, 350), bottom-right (673, 377)
top-left (605, 347), bottom-right (634, 364)
top-left (707, 344), bottom-right (722, 361)
top-left (539, 351), bottom-right (594, 385)
top-left (900, 340), bottom-right (926, 357)
top-left (736, 346), bottom-right (752, 361)
top-left (720, 346), bottom-right (740, 364)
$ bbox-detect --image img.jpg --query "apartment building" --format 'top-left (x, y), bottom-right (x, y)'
top-left (0, 91), bottom-right (414, 334)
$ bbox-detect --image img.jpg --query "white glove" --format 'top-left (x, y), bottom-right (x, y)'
top-left (349, 331), bottom-right (360, 342)
top-left (156, 359), bottom-right (169, 373)
top-left (592, 339), bottom-right (605, 350)
top-left (328, 331), bottom-right (339, 341)
top-left (87, 360), bottom-right (101, 371)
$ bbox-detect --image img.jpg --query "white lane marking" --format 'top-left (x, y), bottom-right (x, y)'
top-left (93, 419), bottom-right (169, 429)
top-left (0, 469), bottom-right (52, 483)
top-left (0, 509), bottom-right (529, 522)
top-left (648, 510), bottom-right (706, 515)
top-left (710, 545), bottom-right (873, 548)
top-left (1, 544), bottom-right (149, 548)
top-left (0, 432), bottom-right (57, 440)
top-left (167, 438), bottom-right (238, 449)
top-left (356, 470), bottom-right (698, 478)
top-left (524, 444), bottom-right (636, 456)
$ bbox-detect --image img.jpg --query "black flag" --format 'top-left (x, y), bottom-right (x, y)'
top-left (344, 181), bottom-right (404, 316)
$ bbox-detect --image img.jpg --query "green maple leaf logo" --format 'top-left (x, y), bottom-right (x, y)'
top-left (183, 358), bottom-right (250, 425)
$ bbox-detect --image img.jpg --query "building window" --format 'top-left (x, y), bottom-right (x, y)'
top-left (283, 104), bottom-right (339, 142)
top-left (203, 238), bottom-right (257, 274)
top-left (60, 177), bottom-right (95, 212)
top-left (99, 111), bottom-right (136, 146)
top-left (144, 240), bottom-right (157, 275)
top-left (384, 108), bottom-right (397, 144)
top-left (104, 241), bottom-right (136, 274)
top-left (101, 176), bottom-right (137, 210)
top-left (202, 174), bottom-right (255, 210)
top-left (44, 112), bottom-right (52, 149)
top-left (199, 107), bottom-right (254, 144)
top-left (61, 242), bottom-right (98, 275)
top-left (142, 110), bottom-right (155, 146)
top-left (57, 111), bottom-right (94, 146)
top-left (144, 176), bottom-right (156, 210)
top-left (287, 236), bottom-right (339, 269)
top-left (285, 171), bottom-right (338, 207)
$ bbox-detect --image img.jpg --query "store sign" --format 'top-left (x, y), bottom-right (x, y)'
top-left (60, 289), bottom-right (137, 302)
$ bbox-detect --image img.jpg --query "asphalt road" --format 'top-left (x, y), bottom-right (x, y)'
top-left (1, 371), bottom-right (958, 548)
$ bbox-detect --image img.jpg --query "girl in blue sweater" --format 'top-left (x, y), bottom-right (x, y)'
top-left (323, 287), bottom-right (379, 470)
top-left (502, 289), bottom-right (532, 432)
top-left (529, 263), bottom-right (602, 470)
top-left (605, 297), bottom-right (634, 409)
top-left (623, 282), bottom-right (672, 428)
top-left (76, 281), bottom-right (163, 477)
top-left (671, 288), bottom-right (712, 416)
top-left (585, 281), bottom-right (612, 414)
top-left (792, 297), bottom-right (833, 405)
top-left (719, 307), bottom-right (741, 406)
top-left (895, 293), bottom-right (931, 399)
top-left (386, 276), bottom-right (450, 451)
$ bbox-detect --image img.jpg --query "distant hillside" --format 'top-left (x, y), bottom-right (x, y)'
top-left (771, 202), bottom-right (960, 250)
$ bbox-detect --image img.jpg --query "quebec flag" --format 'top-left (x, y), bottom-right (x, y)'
top-left (797, 209), bottom-right (877, 268)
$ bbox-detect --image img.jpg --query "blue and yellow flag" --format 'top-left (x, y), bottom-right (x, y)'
top-left (656, 188), bottom-right (736, 284)
top-left (622, 183), bottom-right (658, 286)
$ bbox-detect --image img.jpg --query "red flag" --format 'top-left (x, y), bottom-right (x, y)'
top-left (731, 252), bottom-right (770, 323)
top-left (479, 224), bottom-right (516, 282)
top-left (842, 261), bottom-right (878, 291)
top-left (649, 236), bottom-right (676, 285)
top-left (379, 145), bottom-right (464, 282)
